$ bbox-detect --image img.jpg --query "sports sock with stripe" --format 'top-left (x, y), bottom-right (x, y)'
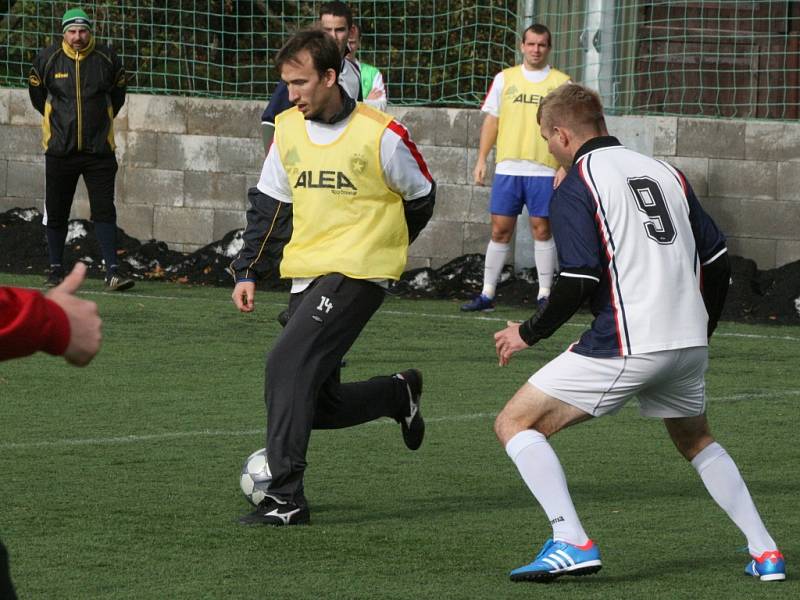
top-left (691, 442), bottom-right (778, 556)
top-left (506, 429), bottom-right (589, 546)
top-left (481, 240), bottom-right (509, 299)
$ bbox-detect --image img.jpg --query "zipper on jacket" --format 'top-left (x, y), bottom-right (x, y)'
top-left (75, 53), bottom-right (82, 151)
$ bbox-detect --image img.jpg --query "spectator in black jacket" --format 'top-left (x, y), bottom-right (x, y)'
top-left (28, 8), bottom-right (134, 291)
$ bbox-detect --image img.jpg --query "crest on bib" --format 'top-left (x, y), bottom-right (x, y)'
top-left (350, 153), bottom-right (367, 175)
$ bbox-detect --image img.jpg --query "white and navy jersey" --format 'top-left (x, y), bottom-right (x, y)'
top-left (552, 137), bottom-right (727, 357)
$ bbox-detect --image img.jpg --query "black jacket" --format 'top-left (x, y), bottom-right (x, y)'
top-left (29, 37), bottom-right (126, 157)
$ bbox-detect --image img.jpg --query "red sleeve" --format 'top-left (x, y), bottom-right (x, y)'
top-left (0, 287), bottom-right (70, 361)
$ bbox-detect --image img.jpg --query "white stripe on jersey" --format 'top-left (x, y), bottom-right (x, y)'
top-left (559, 271), bottom-right (601, 283)
top-left (577, 155), bottom-right (628, 354)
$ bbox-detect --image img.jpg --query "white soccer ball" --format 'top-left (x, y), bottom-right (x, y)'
top-left (239, 447), bottom-right (272, 506)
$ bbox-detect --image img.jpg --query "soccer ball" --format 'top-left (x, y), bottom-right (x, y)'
top-left (240, 448), bottom-right (272, 506)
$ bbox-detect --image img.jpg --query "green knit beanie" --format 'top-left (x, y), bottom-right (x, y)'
top-left (62, 8), bottom-right (92, 33)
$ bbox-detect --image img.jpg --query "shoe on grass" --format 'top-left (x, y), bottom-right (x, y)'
top-left (105, 273), bottom-right (135, 292)
top-left (460, 293), bottom-right (495, 312)
top-left (510, 538), bottom-right (602, 582)
top-left (44, 268), bottom-right (65, 288)
top-left (239, 496), bottom-right (310, 526)
top-left (394, 369), bottom-right (424, 451)
top-left (744, 550), bottom-right (785, 581)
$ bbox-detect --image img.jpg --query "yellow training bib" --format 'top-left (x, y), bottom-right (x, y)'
top-left (275, 104), bottom-right (408, 280)
top-left (496, 66), bottom-right (570, 167)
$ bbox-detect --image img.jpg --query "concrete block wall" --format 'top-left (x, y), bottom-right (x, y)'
top-left (1, 86), bottom-right (799, 268)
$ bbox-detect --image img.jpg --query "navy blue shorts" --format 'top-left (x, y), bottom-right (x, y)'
top-left (490, 174), bottom-right (555, 218)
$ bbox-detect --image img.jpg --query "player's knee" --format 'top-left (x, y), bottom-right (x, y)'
top-left (494, 409), bottom-right (532, 445)
top-left (265, 349), bottom-right (292, 381)
top-left (531, 222), bottom-right (551, 240)
top-left (493, 413), bottom-right (506, 443)
top-left (490, 229), bottom-right (513, 243)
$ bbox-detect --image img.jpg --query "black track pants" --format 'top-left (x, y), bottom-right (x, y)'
top-left (44, 153), bottom-right (117, 227)
top-left (264, 274), bottom-right (405, 504)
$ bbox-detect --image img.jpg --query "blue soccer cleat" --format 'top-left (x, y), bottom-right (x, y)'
top-left (744, 550), bottom-right (785, 581)
top-left (510, 538), bottom-right (602, 582)
top-left (460, 293), bottom-right (495, 312)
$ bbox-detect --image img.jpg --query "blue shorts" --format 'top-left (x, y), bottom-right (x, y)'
top-left (489, 174), bottom-right (555, 218)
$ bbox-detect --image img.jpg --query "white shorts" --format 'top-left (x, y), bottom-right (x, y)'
top-left (529, 347), bottom-right (708, 418)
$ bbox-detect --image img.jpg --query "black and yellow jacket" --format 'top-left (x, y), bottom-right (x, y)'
top-left (28, 36), bottom-right (126, 157)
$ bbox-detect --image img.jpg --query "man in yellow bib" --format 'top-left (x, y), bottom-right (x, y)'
top-left (231, 29), bottom-right (436, 526)
top-left (464, 24), bottom-right (569, 312)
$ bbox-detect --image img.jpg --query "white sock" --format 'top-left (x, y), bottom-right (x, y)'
top-left (534, 237), bottom-right (557, 297)
top-left (505, 429), bottom-right (589, 546)
top-left (692, 442), bottom-right (778, 556)
top-left (482, 240), bottom-right (509, 299)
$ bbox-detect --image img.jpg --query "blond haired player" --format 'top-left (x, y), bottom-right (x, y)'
top-left (492, 83), bottom-right (784, 583)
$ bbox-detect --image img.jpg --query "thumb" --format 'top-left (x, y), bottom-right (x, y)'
top-left (507, 320), bottom-right (517, 327)
top-left (57, 262), bottom-right (88, 294)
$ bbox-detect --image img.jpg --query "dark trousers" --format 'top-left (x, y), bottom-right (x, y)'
top-left (44, 153), bottom-right (118, 227)
top-left (44, 153), bottom-right (119, 272)
top-left (0, 538), bottom-right (16, 600)
top-left (265, 274), bottom-right (405, 504)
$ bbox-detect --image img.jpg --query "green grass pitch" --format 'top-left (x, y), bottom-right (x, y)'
top-left (0, 273), bottom-right (797, 599)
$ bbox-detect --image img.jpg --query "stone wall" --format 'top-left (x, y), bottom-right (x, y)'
top-left (1, 87), bottom-right (798, 269)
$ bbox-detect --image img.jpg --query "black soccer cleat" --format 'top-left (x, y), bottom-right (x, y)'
top-left (276, 309), bottom-right (290, 327)
top-left (44, 267), bottom-right (65, 288)
top-left (105, 273), bottom-right (135, 292)
top-left (394, 369), bottom-right (425, 451)
top-left (239, 496), bottom-right (310, 526)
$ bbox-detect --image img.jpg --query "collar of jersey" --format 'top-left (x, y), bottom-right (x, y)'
top-left (308, 86), bottom-right (356, 125)
top-left (61, 35), bottom-right (96, 60)
top-left (573, 135), bottom-right (622, 165)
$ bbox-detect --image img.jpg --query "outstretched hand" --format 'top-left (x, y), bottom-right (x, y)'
top-left (45, 262), bottom-right (102, 366)
top-left (494, 321), bottom-right (529, 366)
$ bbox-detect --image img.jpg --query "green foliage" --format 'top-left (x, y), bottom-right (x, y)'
top-left (0, 0), bottom-right (517, 104)
top-left (0, 273), bottom-right (798, 598)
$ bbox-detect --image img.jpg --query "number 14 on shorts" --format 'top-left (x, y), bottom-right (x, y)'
top-left (316, 295), bottom-right (334, 313)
